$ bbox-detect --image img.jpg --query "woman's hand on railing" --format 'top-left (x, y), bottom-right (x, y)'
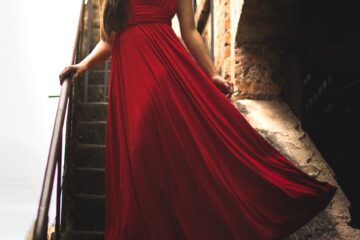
top-left (211, 74), bottom-right (234, 99)
top-left (59, 63), bottom-right (87, 85)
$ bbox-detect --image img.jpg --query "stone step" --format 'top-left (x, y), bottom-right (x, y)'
top-left (74, 144), bottom-right (105, 168)
top-left (78, 121), bottom-right (106, 145)
top-left (71, 230), bottom-right (104, 240)
top-left (78, 103), bottom-right (108, 122)
top-left (73, 167), bottom-right (105, 195)
top-left (79, 84), bottom-right (109, 103)
top-left (73, 194), bottom-right (105, 232)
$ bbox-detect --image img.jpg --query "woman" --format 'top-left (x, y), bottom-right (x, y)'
top-left (59, 0), bottom-right (337, 239)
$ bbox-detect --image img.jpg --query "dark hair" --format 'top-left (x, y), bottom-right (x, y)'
top-left (100, 0), bottom-right (129, 42)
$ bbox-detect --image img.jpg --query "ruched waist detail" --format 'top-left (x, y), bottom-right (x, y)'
top-left (127, 4), bottom-right (173, 26)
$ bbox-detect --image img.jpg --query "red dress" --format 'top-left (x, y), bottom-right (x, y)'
top-left (104, 0), bottom-right (337, 239)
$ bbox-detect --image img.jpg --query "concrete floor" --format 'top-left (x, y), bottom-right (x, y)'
top-left (234, 99), bottom-right (360, 239)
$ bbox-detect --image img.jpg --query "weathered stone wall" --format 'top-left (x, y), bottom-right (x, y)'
top-left (234, 0), bottom-right (301, 116)
top-left (193, 0), bottom-right (300, 113)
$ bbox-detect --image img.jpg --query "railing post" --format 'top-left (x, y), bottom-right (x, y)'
top-left (55, 133), bottom-right (63, 240)
top-left (210, 0), bottom-right (215, 62)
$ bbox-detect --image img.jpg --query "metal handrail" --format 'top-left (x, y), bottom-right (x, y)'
top-left (33, 1), bottom-right (85, 239)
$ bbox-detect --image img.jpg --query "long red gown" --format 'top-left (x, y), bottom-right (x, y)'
top-left (104, 0), bottom-right (337, 239)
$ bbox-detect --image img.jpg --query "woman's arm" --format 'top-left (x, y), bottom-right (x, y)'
top-left (176, 0), bottom-right (217, 78)
top-left (82, 36), bottom-right (115, 70)
top-left (59, 32), bottom-right (116, 85)
top-left (176, 0), bottom-right (234, 98)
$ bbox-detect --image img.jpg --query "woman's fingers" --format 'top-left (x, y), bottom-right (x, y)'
top-left (225, 81), bottom-right (234, 99)
top-left (211, 75), bottom-right (235, 98)
top-left (59, 65), bottom-right (78, 85)
top-left (225, 81), bottom-right (234, 94)
top-left (59, 66), bottom-right (72, 85)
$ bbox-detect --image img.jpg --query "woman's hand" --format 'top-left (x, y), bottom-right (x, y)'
top-left (59, 63), bottom-right (87, 85)
top-left (211, 74), bottom-right (234, 99)
top-left (59, 38), bottom-right (114, 86)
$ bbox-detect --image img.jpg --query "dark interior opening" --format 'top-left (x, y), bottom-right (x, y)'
top-left (299, 0), bottom-right (360, 227)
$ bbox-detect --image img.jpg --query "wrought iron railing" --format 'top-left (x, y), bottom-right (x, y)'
top-left (32, 1), bottom-right (85, 239)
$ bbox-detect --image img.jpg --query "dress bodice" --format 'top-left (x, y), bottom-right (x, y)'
top-left (127, 0), bottom-right (177, 26)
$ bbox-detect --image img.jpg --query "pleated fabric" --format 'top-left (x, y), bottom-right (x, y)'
top-left (104, 0), bottom-right (337, 239)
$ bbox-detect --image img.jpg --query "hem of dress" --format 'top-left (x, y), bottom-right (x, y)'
top-left (267, 184), bottom-right (338, 240)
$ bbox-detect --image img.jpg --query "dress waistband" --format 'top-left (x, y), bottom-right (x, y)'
top-left (127, 4), bottom-right (173, 26)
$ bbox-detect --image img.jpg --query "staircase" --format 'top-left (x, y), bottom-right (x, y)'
top-left (60, 1), bottom-right (109, 239)
top-left (60, 63), bottom-right (109, 240)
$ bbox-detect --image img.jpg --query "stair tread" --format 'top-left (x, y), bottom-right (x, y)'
top-left (74, 166), bottom-right (105, 172)
top-left (78, 120), bottom-right (107, 124)
top-left (77, 143), bottom-right (105, 148)
top-left (75, 193), bottom-right (105, 199)
top-left (79, 101), bottom-right (108, 104)
top-left (87, 84), bottom-right (108, 86)
top-left (72, 230), bottom-right (104, 234)
top-left (79, 102), bottom-right (108, 105)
